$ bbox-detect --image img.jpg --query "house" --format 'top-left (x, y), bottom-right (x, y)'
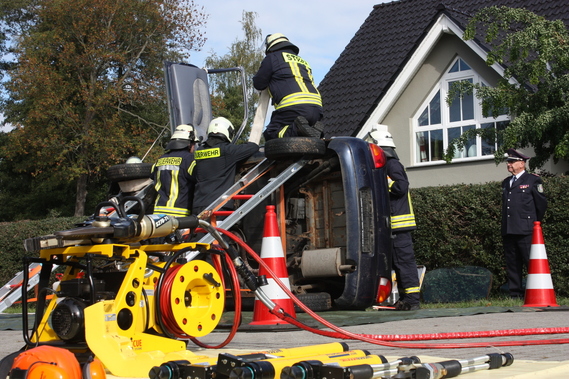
top-left (319, 0), bottom-right (569, 187)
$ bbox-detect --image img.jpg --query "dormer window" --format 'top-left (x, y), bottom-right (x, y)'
top-left (413, 57), bottom-right (509, 164)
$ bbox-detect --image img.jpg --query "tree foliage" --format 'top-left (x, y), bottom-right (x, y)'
top-left (445, 6), bottom-right (569, 170)
top-left (0, 0), bottom-right (207, 217)
top-left (204, 11), bottom-right (264, 141)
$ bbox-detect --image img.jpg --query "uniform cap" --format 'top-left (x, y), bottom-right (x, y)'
top-left (504, 148), bottom-right (529, 161)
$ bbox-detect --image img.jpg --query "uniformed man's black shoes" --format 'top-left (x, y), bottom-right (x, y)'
top-left (294, 116), bottom-right (322, 138)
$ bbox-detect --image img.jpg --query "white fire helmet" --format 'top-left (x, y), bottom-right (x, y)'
top-left (166, 124), bottom-right (198, 150)
top-left (364, 125), bottom-right (396, 148)
top-left (207, 117), bottom-right (235, 141)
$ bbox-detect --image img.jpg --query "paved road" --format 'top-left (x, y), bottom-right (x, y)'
top-left (2, 308), bottom-right (568, 375)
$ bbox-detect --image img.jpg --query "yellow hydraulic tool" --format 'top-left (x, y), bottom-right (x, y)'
top-left (20, 199), bottom-right (248, 377)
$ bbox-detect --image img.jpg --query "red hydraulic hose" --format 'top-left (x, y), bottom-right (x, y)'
top-left (215, 227), bottom-right (569, 349)
top-left (157, 244), bottom-right (242, 347)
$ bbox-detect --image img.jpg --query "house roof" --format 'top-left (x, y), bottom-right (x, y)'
top-left (319, 0), bottom-right (569, 137)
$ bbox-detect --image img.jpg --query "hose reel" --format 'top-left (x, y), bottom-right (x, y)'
top-left (159, 260), bottom-right (225, 338)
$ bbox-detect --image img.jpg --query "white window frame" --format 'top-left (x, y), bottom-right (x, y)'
top-left (413, 56), bottom-right (509, 165)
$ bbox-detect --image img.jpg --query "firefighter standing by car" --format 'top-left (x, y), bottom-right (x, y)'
top-left (253, 33), bottom-right (323, 140)
top-left (366, 126), bottom-right (421, 311)
top-left (151, 124), bottom-right (198, 217)
top-left (192, 117), bottom-right (259, 219)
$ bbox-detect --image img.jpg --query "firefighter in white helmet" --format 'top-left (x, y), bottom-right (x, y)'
top-left (151, 124), bottom-right (198, 217)
top-left (253, 33), bottom-right (323, 140)
top-left (365, 125), bottom-right (421, 311)
top-left (192, 117), bottom-right (259, 218)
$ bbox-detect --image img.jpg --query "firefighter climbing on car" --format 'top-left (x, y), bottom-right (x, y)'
top-left (253, 33), bottom-right (324, 140)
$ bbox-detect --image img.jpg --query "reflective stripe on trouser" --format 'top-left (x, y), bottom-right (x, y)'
top-left (405, 286), bottom-right (421, 294)
top-left (278, 125), bottom-right (290, 138)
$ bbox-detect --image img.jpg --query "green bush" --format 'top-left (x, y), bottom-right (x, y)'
top-left (0, 217), bottom-right (83, 285)
top-left (0, 176), bottom-right (567, 299)
top-left (412, 176), bottom-right (569, 297)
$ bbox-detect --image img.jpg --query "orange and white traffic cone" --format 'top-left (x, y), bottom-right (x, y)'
top-left (250, 205), bottom-right (296, 325)
top-left (523, 221), bottom-right (559, 307)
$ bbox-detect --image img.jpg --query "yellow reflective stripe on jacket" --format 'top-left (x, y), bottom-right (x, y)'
top-left (166, 169), bottom-right (180, 210)
top-left (278, 125), bottom-right (290, 138)
top-left (154, 205), bottom-right (191, 217)
top-left (391, 193), bottom-right (416, 230)
top-left (189, 160), bottom-right (196, 175)
top-left (284, 52), bottom-right (310, 93)
top-left (275, 92), bottom-right (322, 110)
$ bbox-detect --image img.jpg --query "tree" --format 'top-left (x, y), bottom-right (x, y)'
top-left (445, 6), bottom-right (569, 170)
top-left (204, 11), bottom-right (264, 141)
top-left (0, 0), bottom-right (207, 217)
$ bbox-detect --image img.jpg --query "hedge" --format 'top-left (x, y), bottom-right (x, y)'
top-left (0, 176), bottom-right (567, 298)
top-left (0, 217), bottom-right (84, 285)
top-left (412, 176), bottom-right (569, 297)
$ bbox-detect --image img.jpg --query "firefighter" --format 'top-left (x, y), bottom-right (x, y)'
top-left (192, 117), bottom-right (259, 218)
top-left (151, 124), bottom-right (198, 217)
top-left (366, 126), bottom-right (421, 311)
top-left (501, 148), bottom-right (547, 298)
top-left (253, 33), bottom-right (323, 140)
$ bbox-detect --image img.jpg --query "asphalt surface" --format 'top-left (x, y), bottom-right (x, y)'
top-left (2, 307), bottom-right (568, 364)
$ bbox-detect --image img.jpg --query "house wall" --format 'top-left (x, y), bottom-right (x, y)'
top-left (379, 33), bottom-right (568, 188)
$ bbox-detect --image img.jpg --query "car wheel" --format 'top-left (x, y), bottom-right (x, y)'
top-left (265, 137), bottom-right (326, 160)
top-left (294, 292), bottom-right (332, 313)
top-left (106, 163), bottom-right (153, 182)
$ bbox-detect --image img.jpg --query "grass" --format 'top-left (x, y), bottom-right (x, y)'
top-left (420, 295), bottom-right (569, 308)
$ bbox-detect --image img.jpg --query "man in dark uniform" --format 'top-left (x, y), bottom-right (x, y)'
top-left (152, 124), bottom-right (198, 217)
top-left (366, 126), bottom-right (420, 311)
top-left (192, 117), bottom-right (259, 219)
top-left (253, 33), bottom-right (323, 140)
top-left (501, 148), bottom-right (547, 298)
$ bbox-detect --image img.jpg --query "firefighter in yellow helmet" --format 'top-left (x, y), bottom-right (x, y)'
top-left (253, 33), bottom-right (323, 140)
top-left (365, 126), bottom-right (420, 311)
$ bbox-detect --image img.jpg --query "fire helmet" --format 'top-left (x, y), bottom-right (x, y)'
top-left (207, 117), bottom-right (235, 142)
top-left (166, 124), bottom-right (197, 150)
top-left (125, 156), bottom-right (143, 164)
top-left (265, 33), bottom-right (299, 55)
top-left (364, 125), bottom-right (396, 148)
top-left (10, 346), bottom-right (82, 379)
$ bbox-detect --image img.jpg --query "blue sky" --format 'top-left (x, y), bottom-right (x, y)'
top-left (189, 1), bottom-right (389, 85)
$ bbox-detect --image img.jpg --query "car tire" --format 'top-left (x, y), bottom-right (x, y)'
top-left (294, 292), bottom-right (332, 313)
top-left (106, 163), bottom-right (153, 182)
top-left (265, 137), bottom-right (326, 160)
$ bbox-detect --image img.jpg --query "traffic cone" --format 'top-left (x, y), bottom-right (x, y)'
top-left (523, 221), bottom-right (559, 307)
top-left (250, 205), bottom-right (296, 325)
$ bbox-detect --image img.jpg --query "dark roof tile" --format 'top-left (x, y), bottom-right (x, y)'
top-left (319, 0), bottom-right (569, 137)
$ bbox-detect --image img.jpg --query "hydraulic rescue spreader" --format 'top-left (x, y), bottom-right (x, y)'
top-left (20, 197), bottom-right (260, 378)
